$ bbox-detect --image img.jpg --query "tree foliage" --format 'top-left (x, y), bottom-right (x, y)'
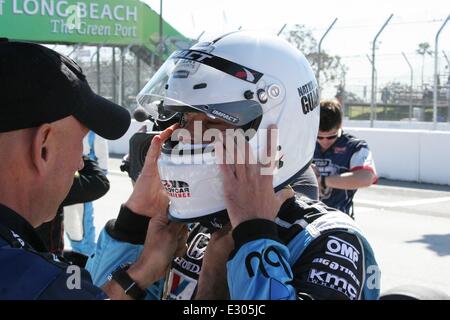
top-left (282, 24), bottom-right (346, 86)
top-left (416, 42), bottom-right (433, 87)
top-left (416, 42), bottom-right (433, 57)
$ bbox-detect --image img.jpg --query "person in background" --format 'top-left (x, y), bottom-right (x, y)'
top-left (312, 99), bottom-right (377, 217)
top-left (35, 155), bottom-right (109, 265)
top-left (64, 132), bottom-right (109, 257)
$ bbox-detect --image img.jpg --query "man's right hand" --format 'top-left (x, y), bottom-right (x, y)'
top-left (124, 125), bottom-right (178, 217)
top-left (102, 211), bottom-right (188, 299)
top-left (127, 212), bottom-right (188, 289)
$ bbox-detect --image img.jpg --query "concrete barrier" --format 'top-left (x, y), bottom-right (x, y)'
top-left (419, 131), bottom-right (450, 185)
top-left (108, 120), bottom-right (153, 155)
top-left (345, 128), bottom-right (450, 185)
top-left (345, 119), bottom-right (450, 131)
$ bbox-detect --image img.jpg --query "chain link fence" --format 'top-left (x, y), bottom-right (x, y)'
top-left (66, 45), bottom-right (157, 115)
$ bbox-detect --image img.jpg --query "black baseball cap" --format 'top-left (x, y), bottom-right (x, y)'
top-left (0, 39), bottom-right (130, 140)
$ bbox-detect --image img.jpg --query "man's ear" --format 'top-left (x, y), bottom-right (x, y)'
top-left (30, 124), bottom-right (53, 174)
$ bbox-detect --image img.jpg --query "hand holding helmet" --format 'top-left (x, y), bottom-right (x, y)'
top-left (136, 31), bottom-right (320, 227)
top-left (124, 125), bottom-right (177, 217)
top-left (127, 211), bottom-right (189, 289)
top-left (217, 125), bottom-right (295, 229)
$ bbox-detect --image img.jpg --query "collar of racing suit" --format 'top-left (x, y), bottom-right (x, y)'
top-left (0, 203), bottom-right (48, 252)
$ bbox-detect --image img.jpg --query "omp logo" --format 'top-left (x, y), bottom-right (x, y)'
top-left (326, 236), bottom-right (360, 269)
top-left (186, 233), bottom-right (210, 260)
top-left (162, 180), bottom-right (190, 198)
top-left (308, 268), bottom-right (358, 300)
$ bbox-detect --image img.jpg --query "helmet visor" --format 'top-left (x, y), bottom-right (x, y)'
top-left (136, 50), bottom-right (264, 126)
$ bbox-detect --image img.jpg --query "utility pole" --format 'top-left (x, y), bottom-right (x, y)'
top-left (196, 31), bottom-right (205, 42)
top-left (119, 47), bottom-right (125, 107)
top-left (112, 47), bottom-right (117, 103)
top-left (96, 45), bottom-right (101, 95)
top-left (277, 24), bottom-right (287, 36)
top-left (370, 14), bottom-right (393, 127)
top-left (158, 0), bottom-right (164, 67)
top-left (367, 54), bottom-right (377, 106)
top-left (402, 52), bottom-right (414, 121)
top-left (317, 18), bottom-right (338, 91)
top-left (433, 14), bottom-right (449, 129)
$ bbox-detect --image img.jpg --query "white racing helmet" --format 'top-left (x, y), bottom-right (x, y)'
top-left (137, 31), bottom-right (319, 229)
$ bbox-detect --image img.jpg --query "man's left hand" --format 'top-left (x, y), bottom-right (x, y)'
top-left (125, 125), bottom-right (177, 217)
top-left (216, 125), bottom-right (294, 229)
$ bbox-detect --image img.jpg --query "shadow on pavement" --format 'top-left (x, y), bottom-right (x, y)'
top-left (406, 234), bottom-right (450, 256)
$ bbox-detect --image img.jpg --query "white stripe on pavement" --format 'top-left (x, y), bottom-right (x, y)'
top-left (355, 196), bottom-right (450, 208)
top-left (370, 183), bottom-right (450, 195)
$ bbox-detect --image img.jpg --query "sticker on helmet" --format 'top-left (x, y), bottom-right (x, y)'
top-left (234, 68), bottom-right (257, 83)
top-left (297, 81), bottom-right (319, 115)
top-left (211, 109), bottom-right (239, 124)
top-left (162, 180), bottom-right (191, 198)
top-left (171, 49), bottom-right (264, 84)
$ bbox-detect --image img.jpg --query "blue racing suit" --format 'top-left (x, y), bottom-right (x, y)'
top-left (227, 197), bottom-right (380, 300)
top-left (86, 196), bottom-right (380, 300)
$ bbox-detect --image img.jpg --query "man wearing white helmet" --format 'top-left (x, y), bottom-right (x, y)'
top-left (87, 31), bottom-right (380, 300)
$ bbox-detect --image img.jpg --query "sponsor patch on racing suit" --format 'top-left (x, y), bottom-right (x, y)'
top-left (87, 196), bottom-right (380, 300)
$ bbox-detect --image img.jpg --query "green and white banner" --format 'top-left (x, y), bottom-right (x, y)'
top-left (0, 0), bottom-right (187, 51)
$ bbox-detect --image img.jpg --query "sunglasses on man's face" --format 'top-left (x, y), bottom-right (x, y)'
top-left (317, 132), bottom-right (340, 140)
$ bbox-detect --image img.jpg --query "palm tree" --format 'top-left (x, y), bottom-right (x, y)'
top-left (416, 42), bottom-right (433, 89)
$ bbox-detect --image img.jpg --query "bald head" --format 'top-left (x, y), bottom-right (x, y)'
top-left (0, 116), bottom-right (88, 227)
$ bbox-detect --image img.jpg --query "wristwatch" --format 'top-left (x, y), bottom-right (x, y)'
top-left (109, 263), bottom-right (147, 300)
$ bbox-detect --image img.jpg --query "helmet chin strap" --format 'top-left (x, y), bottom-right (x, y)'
top-left (179, 113), bottom-right (188, 127)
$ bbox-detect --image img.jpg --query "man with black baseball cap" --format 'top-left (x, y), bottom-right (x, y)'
top-left (0, 40), bottom-right (187, 299)
top-left (0, 38), bottom-right (130, 138)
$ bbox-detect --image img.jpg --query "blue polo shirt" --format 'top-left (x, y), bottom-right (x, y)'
top-left (313, 132), bottom-right (377, 215)
top-left (0, 203), bottom-right (106, 299)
